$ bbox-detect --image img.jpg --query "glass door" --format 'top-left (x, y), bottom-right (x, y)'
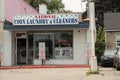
top-left (16, 38), bottom-right (27, 65)
top-left (15, 32), bottom-right (27, 65)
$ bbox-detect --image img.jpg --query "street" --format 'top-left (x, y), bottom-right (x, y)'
top-left (0, 67), bottom-right (120, 80)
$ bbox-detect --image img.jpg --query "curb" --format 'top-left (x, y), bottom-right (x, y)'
top-left (0, 65), bottom-right (90, 69)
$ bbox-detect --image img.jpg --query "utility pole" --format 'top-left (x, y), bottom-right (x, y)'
top-left (88, 0), bottom-right (97, 72)
top-left (82, 0), bottom-right (98, 72)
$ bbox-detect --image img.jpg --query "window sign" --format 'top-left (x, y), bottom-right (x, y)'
top-left (54, 31), bottom-right (73, 59)
top-left (13, 14), bottom-right (78, 25)
top-left (55, 47), bottom-right (72, 59)
top-left (39, 42), bottom-right (46, 60)
top-left (85, 43), bottom-right (91, 59)
top-left (84, 43), bottom-right (91, 64)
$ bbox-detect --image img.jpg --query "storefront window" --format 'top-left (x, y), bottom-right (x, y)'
top-left (54, 31), bottom-right (73, 59)
top-left (28, 31), bottom-right (73, 60)
top-left (33, 33), bottom-right (53, 59)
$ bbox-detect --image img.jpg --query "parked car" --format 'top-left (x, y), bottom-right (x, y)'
top-left (113, 47), bottom-right (120, 70)
top-left (101, 49), bottom-right (115, 67)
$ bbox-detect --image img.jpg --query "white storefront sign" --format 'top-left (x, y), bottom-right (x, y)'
top-left (13, 14), bottom-right (78, 25)
top-left (39, 42), bottom-right (46, 60)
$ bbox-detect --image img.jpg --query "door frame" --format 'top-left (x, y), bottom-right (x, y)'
top-left (15, 32), bottom-right (28, 65)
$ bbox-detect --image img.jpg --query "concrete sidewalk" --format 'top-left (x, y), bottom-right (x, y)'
top-left (0, 67), bottom-right (120, 80)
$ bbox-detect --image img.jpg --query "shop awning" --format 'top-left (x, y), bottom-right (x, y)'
top-left (4, 22), bottom-right (89, 30)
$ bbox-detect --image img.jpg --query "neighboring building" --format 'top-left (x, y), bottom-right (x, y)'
top-left (104, 13), bottom-right (120, 49)
top-left (3, 0), bottom-right (93, 66)
top-left (2, 0), bottom-right (38, 66)
top-left (0, 0), bottom-right (5, 65)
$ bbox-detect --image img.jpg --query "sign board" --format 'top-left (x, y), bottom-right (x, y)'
top-left (84, 43), bottom-right (91, 60)
top-left (39, 42), bottom-right (46, 60)
top-left (13, 14), bottom-right (78, 25)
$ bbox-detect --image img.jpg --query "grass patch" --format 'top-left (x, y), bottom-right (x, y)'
top-left (86, 69), bottom-right (99, 75)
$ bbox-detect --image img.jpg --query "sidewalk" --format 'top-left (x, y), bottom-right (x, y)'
top-left (1, 67), bottom-right (120, 80)
top-left (0, 64), bottom-right (90, 69)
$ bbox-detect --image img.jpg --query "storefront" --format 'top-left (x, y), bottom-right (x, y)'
top-left (3, 13), bottom-right (90, 66)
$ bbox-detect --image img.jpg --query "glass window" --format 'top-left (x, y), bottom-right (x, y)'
top-left (104, 50), bottom-right (114, 56)
top-left (33, 33), bottom-right (53, 59)
top-left (28, 31), bottom-right (73, 60)
top-left (54, 31), bottom-right (73, 59)
top-left (116, 36), bottom-right (120, 46)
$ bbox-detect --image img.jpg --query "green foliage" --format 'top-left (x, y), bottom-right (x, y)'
top-left (96, 26), bottom-right (105, 42)
top-left (86, 69), bottom-right (99, 75)
top-left (47, 0), bottom-right (64, 13)
top-left (30, 0), bottom-right (48, 8)
top-left (95, 0), bottom-right (120, 27)
top-left (29, 0), bottom-right (69, 13)
top-left (95, 26), bottom-right (105, 64)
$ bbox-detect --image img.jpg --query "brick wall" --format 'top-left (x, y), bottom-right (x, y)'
top-left (106, 31), bottom-right (120, 49)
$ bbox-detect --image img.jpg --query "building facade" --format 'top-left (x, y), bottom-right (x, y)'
top-left (2, 0), bottom-right (37, 66)
top-left (0, 0), bottom-right (5, 65)
top-left (104, 13), bottom-right (120, 49)
top-left (4, 14), bottom-right (91, 66)
top-left (2, 0), bottom-right (93, 66)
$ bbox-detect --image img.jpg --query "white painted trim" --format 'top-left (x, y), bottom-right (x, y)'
top-left (105, 29), bottom-right (120, 32)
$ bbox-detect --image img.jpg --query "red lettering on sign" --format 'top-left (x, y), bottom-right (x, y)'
top-left (35, 15), bottom-right (56, 19)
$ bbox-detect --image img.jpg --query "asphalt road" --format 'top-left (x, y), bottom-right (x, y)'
top-left (0, 67), bottom-right (120, 80)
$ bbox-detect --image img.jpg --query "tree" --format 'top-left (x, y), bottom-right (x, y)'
top-left (28, 0), bottom-right (69, 13)
top-left (94, 0), bottom-right (120, 64)
top-left (47, 0), bottom-right (64, 13)
top-left (94, 1), bottom-right (120, 64)
top-left (96, 26), bottom-right (105, 42)
top-left (95, 26), bottom-right (105, 64)
top-left (29, 0), bottom-right (48, 9)
top-left (95, 0), bottom-right (120, 27)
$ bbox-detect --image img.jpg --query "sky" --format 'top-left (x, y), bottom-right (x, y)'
top-left (62, 0), bottom-right (87, 12)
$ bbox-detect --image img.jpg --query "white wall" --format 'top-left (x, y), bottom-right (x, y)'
top-left (3, 29), bottom-right (88, 66)
top-left (0, 0), bottom-right (5, 21)
top-left (86, 30), bottom-right (91, 43)
top-left (34, 59), bottom-right (75, 65)
top-left (0, 22), bottom-right (4, 44)
top-left (73, 29), bottom-right (87, 64)
top-left (3, 30), bottom-right (12, 66)
top-left (0, 0), bottom-right (5, 66)
top-left (0, 22), bottom-right (4, 66)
